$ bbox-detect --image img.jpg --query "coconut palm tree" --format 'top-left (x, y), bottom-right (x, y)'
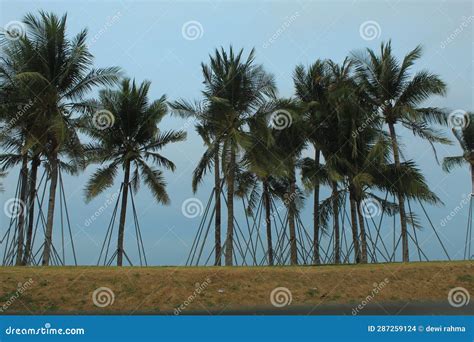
top-left (351, 41), bottom-right (448, 261)
top-left (443, 113), bottom-right (473, 187)
top-left (170, 100), bottom-right (224, 265)
top-left (198, 47), bottom-right (276, 266)
top-left (84, 78), bottom-right (186, 266)
top-left (270, 100), bottom-right (308, 265)
top-left (293, 60), bottom-right (332, 264)
top-left (241, 103), bottom-right (290, 265)
top-left (0, 11), bottom-right (121, 265)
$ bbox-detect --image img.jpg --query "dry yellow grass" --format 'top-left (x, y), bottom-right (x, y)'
top-left (0, 261), bottom-right (472, 313)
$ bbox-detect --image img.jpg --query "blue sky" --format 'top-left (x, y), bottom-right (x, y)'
top-left (0, 0), bottom-right (472, 265)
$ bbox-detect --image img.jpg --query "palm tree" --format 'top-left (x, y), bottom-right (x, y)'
top-left (1, 11), bottom-right (121, 265)
top-left (312, 58), bottom-right (354, 264)
top-left (84, 79), bottom-right (186, 266)
top-left (351, 41), bottom-right (448, 261)
top-left (293, 60), bottom-right (332, 264)
top-left (271, 100), bottom-right (307, 265)
top-left (198, 47), bottom-right (275, 266)
top-left (0, 57), bottom-right (44, 265)
top-left (170, 100), bottom-right (224, 265)
top-left (241, 104), bottom-right (289, 265)
top-left (443, 113), bottom-right (473, 187)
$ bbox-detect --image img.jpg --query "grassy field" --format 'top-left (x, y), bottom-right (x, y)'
top-left (0, 261), bottom-right (472, 314)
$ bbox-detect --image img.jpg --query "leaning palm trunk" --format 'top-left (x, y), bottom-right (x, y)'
top-left (313, 149), bottom-right (321, 264)
top-left (15, 153), bottom-right (29, 265)
top-left (263, 179), bottom-right (274, 266)
top-left (356, 199), bottom-right (368, 263)
top-left (224, 148), bottom-right (235, 266)
top-left (23, 156), bottom-right (40, 265)
top-left (117, 159), bottom-right (131, 266)
top-left (349, 188), bottom-right (361, 263)
top-left (288, 167), bottom-right (298, 265)
top-left (388, 122), bottom-right (409, 262)
top-left (214, 152), bottom-right (222, 266)
top-left (42, 153), bottom-right (59, 266)
top-left (331, 181), bottom-right (340, 264)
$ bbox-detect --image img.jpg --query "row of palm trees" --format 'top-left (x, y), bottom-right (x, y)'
top-left (172, 43), bottom-right (452, 266)
top-left (0, 12), bottom-right (184, 266)
top-left (0, 11), bottom-right (469, 266)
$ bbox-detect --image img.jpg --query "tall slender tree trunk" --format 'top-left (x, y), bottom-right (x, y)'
top-left (331, 181), bottom-right (340, 264)
top-left (117, 159), bottom-right (131, 267)
top-left (263, 179), bottom-right (274, 266)
top-left (23, 156), bottom-right (39, 265)
top-left (388, 122), bottom-right (409, 262)
top-left (349, 187), bottom-right (361, 263)
top-left (214, 151), bottom-right (221, 266)
top-left (15, 153), bottom-right (29, 265)
top-left (224, 148), bottom-right (235, 266)
top-left (288, 166), bottom-right (298, 265)
top-left (313, 149), bottom-right (321, 264)
top-left (356, 199), bottom-right (368, 263)
top-left (42, 153), bottom-right (58, 266)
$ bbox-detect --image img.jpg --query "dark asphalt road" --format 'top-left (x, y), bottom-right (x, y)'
top-left (3, 302), bottom-right (473, 316)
